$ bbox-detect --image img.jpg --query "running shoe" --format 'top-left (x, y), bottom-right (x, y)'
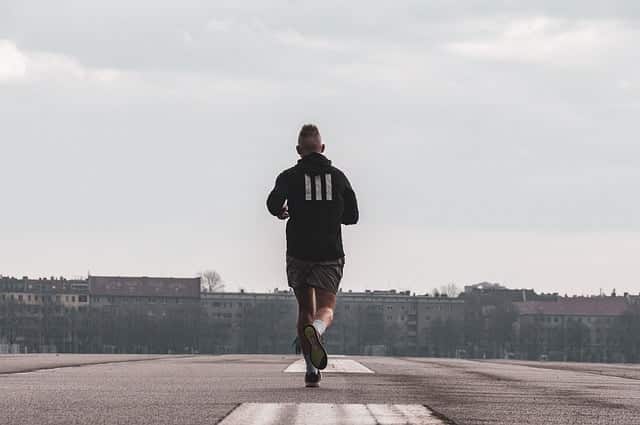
top-left (303, 324), bottom-right (328, 370)
top-left (304, 371), bottom-right (321, 388)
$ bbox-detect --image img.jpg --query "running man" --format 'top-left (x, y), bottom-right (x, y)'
top-left (267, 124), bottom-right (359, 387)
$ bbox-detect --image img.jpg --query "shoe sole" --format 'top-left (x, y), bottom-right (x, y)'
top-left (303, 325), bottom-right (328, 370)
top-left (305, 381), bottom-right (319, 388)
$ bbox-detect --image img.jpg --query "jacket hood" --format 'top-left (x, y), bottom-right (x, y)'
top-left (297, 152), bottom-right (332, 172)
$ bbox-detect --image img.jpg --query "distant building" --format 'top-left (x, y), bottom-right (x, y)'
top-left (3, 274), bottom-right (639, 360)
top-left (197, 289), bottom-right (464, 356)
top-left (200, 290), bottom-right (297, 354)
top-left (333, 290), bottom-right (464, 356)
top-left (463, 282), bottom-right (558, 302)
top-left (0, 276), bottom-right (89, 308)
top-left (87, 275), bottom-right (202, 354)
top-left (89, 275), bottom-right (200, 304)
top-left (514, 297), bottom-right (631, 362)
top-left (461, 282), bottom-right (559, 358)
top-left (0, 276), bottom-right (89, 353)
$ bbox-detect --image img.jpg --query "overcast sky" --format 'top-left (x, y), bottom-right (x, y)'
top-left (1, 1), bottom-right (639, 295)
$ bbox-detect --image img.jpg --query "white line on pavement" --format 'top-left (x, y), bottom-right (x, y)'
top-left (218, 403), bottom-right (446, 425)
top-left (284, 358), bottom-right (374, 374)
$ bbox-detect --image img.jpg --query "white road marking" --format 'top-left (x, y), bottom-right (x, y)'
top-left (221, 403), bottom-right (283, 424)
top-left (219, 403), bottom-right (447, 425)
top-left (294, 403), bottom-right (338, 425)
top-left (284, 358), bottom-right (374, 374)
top-left (339, 404), bottom-right (377, 424)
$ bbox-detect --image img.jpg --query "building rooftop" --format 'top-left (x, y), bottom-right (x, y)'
top-left (514, 298), bottom-right (630, 317)
top-left (0, 276), bottom-right (88, 293)
top-left (89, 275), bottom-right (200, 298)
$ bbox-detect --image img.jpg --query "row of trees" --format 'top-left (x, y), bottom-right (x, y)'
top-left (614, 307), bottom-right (640, 362)
top-left (0, 299), bottom-right (296, 355)
top-left (2, 296), bottom-right (640, 362)
top-left (476, 303), bottom-right (640, 363)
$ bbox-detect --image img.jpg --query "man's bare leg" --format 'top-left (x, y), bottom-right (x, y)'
top-left (313, 287), bottom-right (337, 334)
top-left (295, 286), bottom-right (315, 355)
top-left (294, 286), bottom-right (321, 386)
top-left (300, 287), bottom-right (336, 370)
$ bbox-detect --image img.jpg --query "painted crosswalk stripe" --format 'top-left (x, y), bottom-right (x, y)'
top-left (218, 403), bottom-right (447, 425)
top-left (284, 358), bottom-right (374, 374)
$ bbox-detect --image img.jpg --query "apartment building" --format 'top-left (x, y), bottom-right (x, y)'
top-left (199, 289), bottom-right (464, 356)
top-left (514, 296), bottom-right (631, 362)
top-left (0, 276), bottom-right (89, 353)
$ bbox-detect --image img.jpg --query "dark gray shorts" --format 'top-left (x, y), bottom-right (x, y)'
top-left (286, 256), bottom-right (345, 295)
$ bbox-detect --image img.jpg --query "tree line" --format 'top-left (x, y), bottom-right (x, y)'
top-left (2, 298), bottom-right (639, 362)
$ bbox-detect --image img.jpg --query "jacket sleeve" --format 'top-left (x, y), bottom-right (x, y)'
top-left (266, 172), bottom-right (288, 216)
top-left (342, 175), bottom-right (359, 225)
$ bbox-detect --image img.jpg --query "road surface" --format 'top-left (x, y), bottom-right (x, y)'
top-left (1, 354), bottom-right (639, 424)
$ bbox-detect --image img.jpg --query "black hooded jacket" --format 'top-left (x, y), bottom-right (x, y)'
top-left (267, 153), bottom-right (359, 261)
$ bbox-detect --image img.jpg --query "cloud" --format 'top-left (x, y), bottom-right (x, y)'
top-left (274, 29), bottom-right (345, 51)
top-left (205, 18), bottom-right (238, 34)
top-left (205, 17), bottom-right (347, 51)
top-left (618, 79), bottom-right (640, 93)
top-left (0, 39), bottom-right (122, 83)
top-left (0, 40), bottom-right (27, 80)
top-left (445, 17), bottom-right (633, 66)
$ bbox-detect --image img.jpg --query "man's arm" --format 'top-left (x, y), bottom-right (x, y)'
top-left (342, 176), bottom-right (359, 225)
top-left (267, 172), bottom-right (289, 219)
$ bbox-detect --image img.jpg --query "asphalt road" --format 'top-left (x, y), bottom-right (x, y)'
top-left (1, 354), bottom-right (639, 424)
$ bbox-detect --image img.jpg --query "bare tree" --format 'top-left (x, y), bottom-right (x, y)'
top-left (200, 270), bottom-right (225, 293)
top-left (439, 283), bottom-right (460, 298)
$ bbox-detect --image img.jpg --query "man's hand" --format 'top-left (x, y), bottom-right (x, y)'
top-left (277, 206), bottom-right (289, 220)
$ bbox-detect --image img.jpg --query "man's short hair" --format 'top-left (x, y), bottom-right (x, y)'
top-left (298, 124), bottom-right (320, 144)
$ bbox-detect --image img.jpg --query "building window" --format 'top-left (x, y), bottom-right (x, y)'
top-left (71, 296), bottom-right (76, 302)
top-left (79, 295), bottom-right (88, 303)
top-left (18, 294), bottom-right (23, 301)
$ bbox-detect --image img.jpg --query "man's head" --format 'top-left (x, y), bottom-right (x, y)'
top-left (297, 124), bottom-right (325, 157)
